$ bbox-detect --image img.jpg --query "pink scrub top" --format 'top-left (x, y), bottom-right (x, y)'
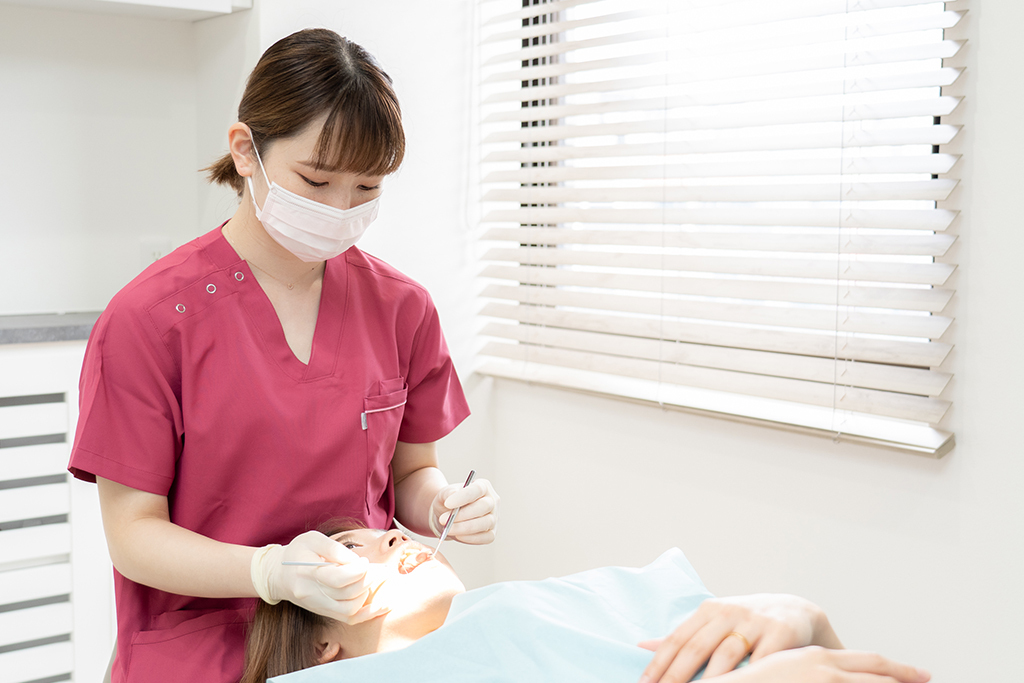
top-left (68, 227), bottom-right (470, 683)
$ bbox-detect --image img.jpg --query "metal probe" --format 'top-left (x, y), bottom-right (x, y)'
top-left (432, 469), bottom-right (476, 555)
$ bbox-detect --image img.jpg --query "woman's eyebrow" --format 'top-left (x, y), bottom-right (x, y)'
top-left (332, 530), bottom-right (359, 543)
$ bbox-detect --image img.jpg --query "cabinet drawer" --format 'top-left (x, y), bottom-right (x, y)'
top-left (0, 602), bottom-right (73, 650)
top-left (0, 402), bottom-right (68, 442)
top-left (0, 640), bottom-right (73, 683)
top-left (0, 443), bottom-right (69, 481)
top-left (0, 483), bottom-right (69, 527)
top-left (0, 524), bottom-right (71, 566)
top-left (0, 563), bottom-right (71, 606)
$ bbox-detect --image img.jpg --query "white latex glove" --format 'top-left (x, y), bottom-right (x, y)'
top-left (428, 478), bottom-right (499, 545)
top-left (251, 530), bottom-right (389, 624)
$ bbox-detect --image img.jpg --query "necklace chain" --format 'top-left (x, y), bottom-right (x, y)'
top-left (246, 258), bottom-right (320, 290)
top-left (222, 220), bottom-right (321, 290)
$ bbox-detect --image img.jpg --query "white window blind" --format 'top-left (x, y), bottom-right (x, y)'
top-left (476, 0), bottom-right (962, 456)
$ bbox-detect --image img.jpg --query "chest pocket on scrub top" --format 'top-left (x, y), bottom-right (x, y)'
top-left (362, 377), bottom-right (408, 508)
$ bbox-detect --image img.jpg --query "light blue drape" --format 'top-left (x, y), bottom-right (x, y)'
top-left (276, 548), bottom-right (717, 683)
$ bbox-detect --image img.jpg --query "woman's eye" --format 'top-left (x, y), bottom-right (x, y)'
top-left (342, 542), bottom-right (360, 550)
top-left (359, 185), bottom-right (381, 192)
top-left (300, 174), bottom-right (328, 188)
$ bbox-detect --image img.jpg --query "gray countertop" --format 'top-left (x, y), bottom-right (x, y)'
top-left (0, 312), bottom-right (101, 344)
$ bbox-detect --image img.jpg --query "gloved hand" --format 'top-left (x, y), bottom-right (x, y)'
top-left (251, 530), bottom-right (389, 624)
top-left (428, 478), bottom-right (499, 545)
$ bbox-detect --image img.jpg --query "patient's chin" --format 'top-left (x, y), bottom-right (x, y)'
top-left (374, 562), bottom-right (465, 630)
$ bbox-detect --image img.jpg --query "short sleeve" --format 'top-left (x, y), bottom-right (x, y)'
top-left (397, 296), bottom-right (470, 444)
top-left (68, 300), bottom-right (183, 495)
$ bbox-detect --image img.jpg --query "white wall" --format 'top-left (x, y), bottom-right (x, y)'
top-left (0, 3), bottom-right (200, 315)
top-left (193, 3), bottom-right (261, 233)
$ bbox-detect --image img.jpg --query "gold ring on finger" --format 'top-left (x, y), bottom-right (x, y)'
top-left (726, 631), bottom-right (752, 652)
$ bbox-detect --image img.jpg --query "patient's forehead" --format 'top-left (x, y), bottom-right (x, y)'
top-left (330, 528), bottom-right (386, 543)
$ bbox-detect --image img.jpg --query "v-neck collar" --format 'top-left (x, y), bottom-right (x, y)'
top-left (205, 227), bottom-right (348, 383)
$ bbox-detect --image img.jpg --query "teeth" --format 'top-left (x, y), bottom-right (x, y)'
top-left (398, 548), bottom-right (429, 574)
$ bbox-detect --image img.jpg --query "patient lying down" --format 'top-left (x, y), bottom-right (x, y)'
top-left (241, 522), bottom-right (930, 683)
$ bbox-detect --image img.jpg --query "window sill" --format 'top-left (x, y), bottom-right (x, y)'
top-left (477, 360), bottom-right (954, 458)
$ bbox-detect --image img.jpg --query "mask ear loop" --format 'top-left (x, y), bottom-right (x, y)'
top-left (244, 125), bottom-right (273, 214)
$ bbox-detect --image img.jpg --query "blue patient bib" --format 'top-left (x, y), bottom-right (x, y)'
top-left (275, 548), bottom-right (714, 683)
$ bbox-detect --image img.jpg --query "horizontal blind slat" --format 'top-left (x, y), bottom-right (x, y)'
top-left (495, 22), bottom-right (964, 87)
top-left (484, 0), bottom-right (953, 47)
top-left (480, 301), bottom-right (953, 366)
top-left (485, 68), bottom-right (964, 122)
top-left (482, 321), bottom-right (950, 395)
top-left (483, 125), bottom-right (962, 162)
top-left (480, 283), bottom-right (953, 339)
top-left (486, 42), bottom-right (964, 103)
top-left (481, 265), bottom-right (954, 312)
top-left (482, 207), bottom-right (957, 231)
top-left (486, 7), bottom-right (648, 43)
top-left (483, 247), bottom-right (955, 285)
top-left (485, 98), bottom-right (962, 143)
top-left (482, 228), bottom-right (956, 257)
top-left (497, 18), bottom-right (953, 69)
top-left (480, 341), bottom-right (949, 422)
top-left (484, 0), bottom-right (596, 26)
top-left (484, 179), bottom-right (958, 203)
top-left (483, 154), bottom-right (960, 182)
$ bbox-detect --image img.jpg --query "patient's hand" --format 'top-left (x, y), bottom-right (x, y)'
top-left (716, 647), bottom-right (929, 683)
top-left (637, 594), bottom-right (843, 683)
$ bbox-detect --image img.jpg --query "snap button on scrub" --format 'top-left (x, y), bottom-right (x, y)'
top-left (207, 284), bottom-right (217, 294)
top-left (175, 304), bottom-right (186, 313)
top-left (234, 272), bottom-right (244, 281)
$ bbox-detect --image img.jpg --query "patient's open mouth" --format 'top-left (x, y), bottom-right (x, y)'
top-left (398, 547), bottom-right (431, 574)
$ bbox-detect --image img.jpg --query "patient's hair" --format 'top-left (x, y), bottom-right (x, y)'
top-left (240, 518), bottom-right (367, 683)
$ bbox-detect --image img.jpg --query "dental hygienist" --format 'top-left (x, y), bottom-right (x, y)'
top-left (67, 29), bottom-right (498, 683)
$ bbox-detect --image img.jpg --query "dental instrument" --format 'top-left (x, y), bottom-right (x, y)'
top-left (432, 469), bottom-right (476, 556)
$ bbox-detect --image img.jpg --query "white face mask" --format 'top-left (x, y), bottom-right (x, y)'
top-left (246, 135), bottom-right (380, 262)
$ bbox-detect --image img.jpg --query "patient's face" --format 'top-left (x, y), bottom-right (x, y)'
top-left (329, 528), bottom-right (465, 644)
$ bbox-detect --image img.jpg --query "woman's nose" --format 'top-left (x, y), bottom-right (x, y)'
top-left (330, 188), bottom-right (365, 211)
top-left (380, 529), bottom-right (408, 551)
top-left (330, 190), bottom-right (372, 212)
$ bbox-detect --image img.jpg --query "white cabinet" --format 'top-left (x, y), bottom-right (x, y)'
top-left (0, 341), bottom-right (113, 683)
top-left (0, 0), bottom-right (252, 22)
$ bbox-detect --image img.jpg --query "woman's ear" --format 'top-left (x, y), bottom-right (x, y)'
top-left (227, 122), bottom-right (258, 180)
top-left (316, 637), bottom-right (343, 665)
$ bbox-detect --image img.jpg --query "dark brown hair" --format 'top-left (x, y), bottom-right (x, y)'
top-left (240, 518), bottom-right (367, 683)
top-left (205, 29), bottom-right (405, 195)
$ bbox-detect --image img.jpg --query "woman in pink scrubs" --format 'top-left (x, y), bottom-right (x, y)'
top-left (68, 28), bottom-right (498, 683)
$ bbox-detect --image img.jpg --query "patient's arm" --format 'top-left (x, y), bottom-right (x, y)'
top-left (705, 647), bottom-right (929, 683)
top-left (637, 594), bottom-right (843, 683)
